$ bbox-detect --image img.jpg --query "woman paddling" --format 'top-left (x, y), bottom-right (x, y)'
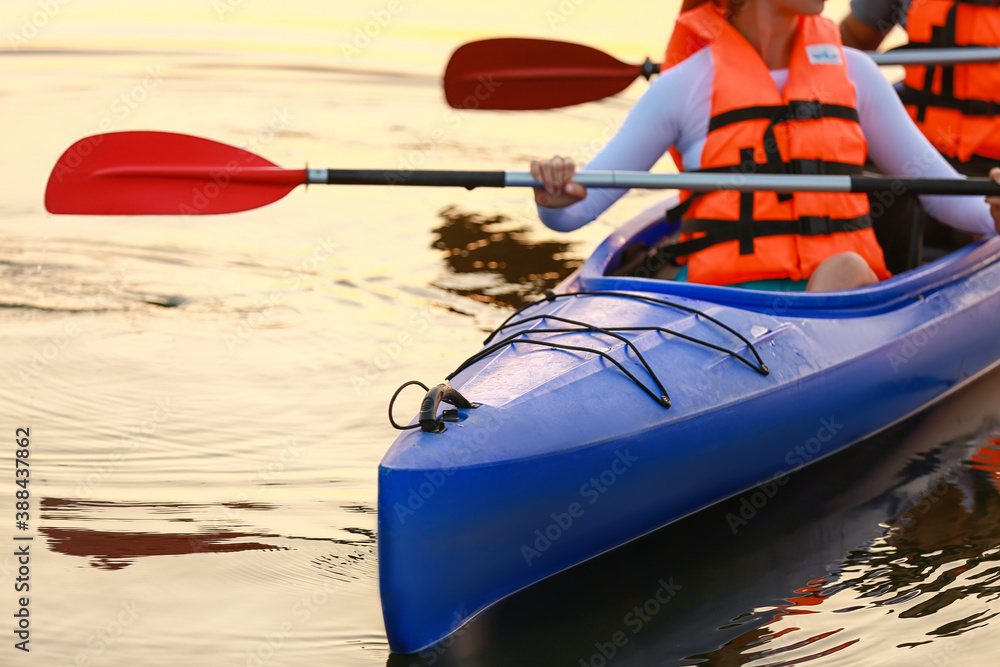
top-left (531, 0), bottom-right (1000, 291)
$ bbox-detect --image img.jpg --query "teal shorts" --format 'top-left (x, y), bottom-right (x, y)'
top-left (675, 266), bottom-right (808, 292)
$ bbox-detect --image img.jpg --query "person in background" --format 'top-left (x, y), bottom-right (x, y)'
top-left (530, 0), bottom-right (1000, 292)
top-left (840, 0), bottom-right (1000, 174)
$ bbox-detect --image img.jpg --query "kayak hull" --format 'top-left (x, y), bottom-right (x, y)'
top-left (378, 200), bottom-right (1000, 654)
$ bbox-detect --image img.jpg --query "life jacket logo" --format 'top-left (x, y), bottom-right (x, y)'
top-left (806, 44), bottom-right (842, 66)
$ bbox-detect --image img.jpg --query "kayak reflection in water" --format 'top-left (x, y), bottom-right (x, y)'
top-left (531, 0), bottom-right (1000, 292)
top-left (431, 206), bottom-right (583, 309)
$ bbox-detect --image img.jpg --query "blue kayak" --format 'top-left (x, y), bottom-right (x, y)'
top-left (378, 198), bottom-right (1000, 654)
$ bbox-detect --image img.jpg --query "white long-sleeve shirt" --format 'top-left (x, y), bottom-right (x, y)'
top-left (538, 46), bottom-right (995, 237)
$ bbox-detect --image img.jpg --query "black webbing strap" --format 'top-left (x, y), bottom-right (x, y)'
top-left (647, 214), bottom-right (873, 265)
top-left (737, 149), bottom-right (756, 254)
top-left (680, 215), bottom-right (872, 238)
top-left (761, 120), bottom-right (788, 200)
top-left (738, 193), bottom-right (756, 255)
top-left (900, 86), bottom-right (1000, 117)
top-left (667, 194), bottom-right (699, 223)
top-left (695, 159), bottom-right (864, 176)
top-left (954, 0), bottom-right (1000, 7)
top-left (906, 4), bottom-right (959, 123)
top-left (707, 101), bottom-right (859, 133)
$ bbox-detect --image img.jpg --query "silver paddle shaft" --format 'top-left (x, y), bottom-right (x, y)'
top-left (870, 47), bottom-right (1000, 67)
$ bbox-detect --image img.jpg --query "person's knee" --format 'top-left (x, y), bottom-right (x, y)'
top-left (829, 251), bottom-right (874, 277)
top-left (807, 252), bottom-right (878, 291)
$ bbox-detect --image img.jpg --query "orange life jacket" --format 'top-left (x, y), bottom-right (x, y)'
top-left (663, 2), bottom-right (729, 170)
top-left (661, 7), bottom-right (890, 285)
top-left (664, 1), bottom-right (729, 69)
top-left (901, 0), bottom-right (1000, 162)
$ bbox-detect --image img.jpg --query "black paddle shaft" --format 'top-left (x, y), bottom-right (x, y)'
top-left (317, 169), bottom-right (505, 189)
top-left (851, 176), bottom-right (1000, 196)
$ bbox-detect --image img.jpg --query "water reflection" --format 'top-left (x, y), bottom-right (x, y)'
top-left (41, 498), bottom-right (276, 515)
top-left (852, 469), bottom-right (1000, 628)
top-left (430, 206), bottom-right (583, 309)
top-left (972, 438), bottom-right (1000, 495)
top-left (41, 527), bottom-right (287, 570)
top-left (689, 458), bottom-right (1000, 664)
top-left (389, 368), bottom-right (1000, 666)
top-left (40, 498), bottom-right (286, 570)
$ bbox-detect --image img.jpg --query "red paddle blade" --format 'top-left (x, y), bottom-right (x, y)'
top-left (444, 38), bottom-right (642, 110)
top-left (45, 131), bottom-right (307, 215)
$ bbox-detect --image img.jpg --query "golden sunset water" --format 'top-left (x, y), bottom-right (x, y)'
top-left (1, 1), bottom-right (997, 665)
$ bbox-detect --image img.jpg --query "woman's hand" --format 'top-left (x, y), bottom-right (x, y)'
top-left (531, 156), bottom-right (587, 209)
top-left (988, 167), bottom-right (1000, 234)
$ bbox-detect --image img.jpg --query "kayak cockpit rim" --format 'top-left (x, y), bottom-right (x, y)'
top-left (579, 198), bottom-right (1000, 318)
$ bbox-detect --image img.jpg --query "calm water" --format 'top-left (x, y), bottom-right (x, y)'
top-left (1, 1), bottom-right (997, 665)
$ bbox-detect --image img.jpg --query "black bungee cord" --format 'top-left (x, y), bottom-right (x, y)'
top-left (389, 290), bottom-right (770, 433)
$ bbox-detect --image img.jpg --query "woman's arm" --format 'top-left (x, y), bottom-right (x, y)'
top-left (535, 50), bottom-right (705, 232)
top-left (840, 13), bottom-right (888, 51)
top-left (839, 0), bottom-right (904, 50)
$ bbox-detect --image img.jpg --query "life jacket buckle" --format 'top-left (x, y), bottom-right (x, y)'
top-left (788, 100), bottom-right (823, 122)
top-left (799, 216), bottom-right (832, 236)
top-left (794, 159), bottom-right (821, 175)
top-left (966, 99), bottom-right (998, 117)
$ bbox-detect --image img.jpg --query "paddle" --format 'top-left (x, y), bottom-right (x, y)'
top-left (444, 38), bottom-right (1000, 110)
top-left (44, 131), bottom-right (1000, 216)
